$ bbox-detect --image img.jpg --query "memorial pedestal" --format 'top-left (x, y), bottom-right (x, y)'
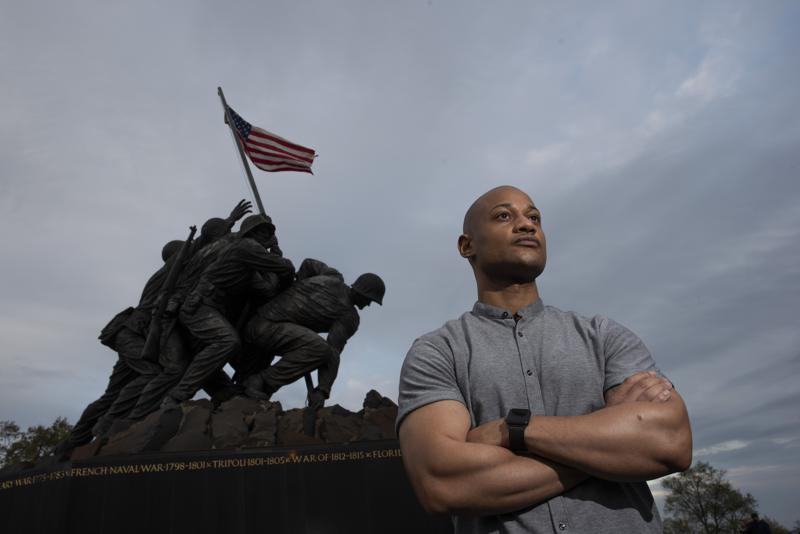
top-left (0, 439), bottom-right (451, 534)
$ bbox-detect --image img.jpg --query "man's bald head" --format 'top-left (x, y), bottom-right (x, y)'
top-left (458, 185), bottom-right (546, 284)
top-left (463, 185), bottom-right (532, 234)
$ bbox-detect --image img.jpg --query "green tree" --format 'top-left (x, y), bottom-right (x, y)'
top-left (0, 417), bottom-right (72, 467)
top-left (662, 461), bottom-right (756, 534)
top-left (0, 420), bottom-right (23, 461)
top-left (763, 516), bottom-right (791, 534)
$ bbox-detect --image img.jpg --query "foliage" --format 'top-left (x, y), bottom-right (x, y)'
top-left (0, 420), bottom-right (23, 461)
top-left (0, 417), bottom-right (72, 467)
top-left (763, 516), bottom-right (792, 534)
top-left (662, 462), bottom-right (796, 533)
top-left (663, 461), bottom-right (756, 534)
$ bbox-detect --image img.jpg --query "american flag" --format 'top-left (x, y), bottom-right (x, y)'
top-left (226, 106), bottom-right (316, 174)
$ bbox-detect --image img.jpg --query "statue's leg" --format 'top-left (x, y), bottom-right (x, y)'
top-left (101, 328), bottom-right (162, 422)
top-left (243, 318), bottom-right (282, 366)
top-left (257, 322), bottom-right (333, 395)
top-left (65, 358), bottom-right (137, 447)
top-left (202, 369), bottom-right (237, 398)
top-left (166, 305), bottom-right (240, 403)
top-left (127, 325), bottom-right (191, 419)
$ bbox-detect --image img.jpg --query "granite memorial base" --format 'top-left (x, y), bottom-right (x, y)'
top-left (0, 439), bottom-right (452, 534)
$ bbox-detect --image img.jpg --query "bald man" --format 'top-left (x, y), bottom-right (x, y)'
top-left (397, 186), bottom-right (692, 533)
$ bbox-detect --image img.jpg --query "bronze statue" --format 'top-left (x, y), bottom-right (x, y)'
top-left (242, 258), bottom-right (385, 410)
top-left (122, 210), bottom-right (252, 421)
top-left (56, 199), bottom-right (386, 453)
top-left (56, 240), bottom-right (181, 454)
top-left (159, 214), bottom-right (295, 409)
top-left (56, 201), bottom-right (255, 453)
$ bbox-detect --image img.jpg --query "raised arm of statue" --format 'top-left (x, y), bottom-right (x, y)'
top-left (227, 199), bottom-right (253, 226)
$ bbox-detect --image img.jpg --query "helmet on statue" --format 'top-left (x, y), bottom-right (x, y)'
top-left (200, 217), bottom-right (232, 241)
top-left (161, 240), bottom-right (184, 262)
top-left (239, 214), bottom-right (275, 237)
top-left (351, 273), bottom-right (385, 305)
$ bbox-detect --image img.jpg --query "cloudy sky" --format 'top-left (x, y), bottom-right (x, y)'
top-left (1, 0), bottom-right (798, 526)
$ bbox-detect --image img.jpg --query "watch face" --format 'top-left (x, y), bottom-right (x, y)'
top-left (508, 408), bottom-right (531, 426)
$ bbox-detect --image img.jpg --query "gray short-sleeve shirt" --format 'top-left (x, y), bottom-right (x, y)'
top-left (397, 299), bottom-right (663, 534)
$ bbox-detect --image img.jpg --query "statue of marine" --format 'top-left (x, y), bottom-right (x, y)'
top-left (242, 258), bottom-right (385, 408)
top-left (55, 198), bottom-right (387, 454)
top-left (159, 213), bottom-right (295, 408)
top-left (56, 201), bottom-right (253, 452)
top-left (119, 205), bottom-right (257, 423)
top-left (55, 240), bottom-right (179, 453)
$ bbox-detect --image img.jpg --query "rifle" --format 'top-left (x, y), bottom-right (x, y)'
top-left (303, 374), bottom-right (320, 436)
top-left (141, 225), bottom-right (197, 361)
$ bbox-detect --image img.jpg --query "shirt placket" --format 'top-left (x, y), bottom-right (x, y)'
top-left (515, 313), bottom-right (572, 534)
top-left (511, 315), bottom-right (545, 417)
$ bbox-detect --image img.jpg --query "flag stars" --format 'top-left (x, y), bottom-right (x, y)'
top-left (225, 104), bottom-right (315, 174)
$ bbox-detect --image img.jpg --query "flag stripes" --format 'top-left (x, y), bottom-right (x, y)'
top-left (227, 106), bottom-right (316, 174)
top-left (245, 131), bottom-right (314, 164)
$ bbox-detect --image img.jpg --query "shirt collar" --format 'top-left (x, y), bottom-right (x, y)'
top-left (471, 298), bottom-right (545, 320)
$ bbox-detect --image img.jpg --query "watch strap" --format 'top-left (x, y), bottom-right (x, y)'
top-left (506, 408), bottom-right (531, 452)
top-left (508, 424), bottom-right (526, 452)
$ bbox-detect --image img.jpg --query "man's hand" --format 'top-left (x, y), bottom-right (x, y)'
top-left (466, 418), bottom-right (508, 448)
top-left (228, 199), bottom-right (253, 222)
top-left (605, 371), bottom-right (673, 406)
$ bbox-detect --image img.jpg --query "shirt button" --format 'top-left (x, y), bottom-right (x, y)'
top-left (501, 312), bottom-right (508, 318)
top-left (526, 369), bottom-right (533, 376)
top-left (558, 522), bottom-right (567, 530)
top-left (518, 331), bottom-right (524, 337)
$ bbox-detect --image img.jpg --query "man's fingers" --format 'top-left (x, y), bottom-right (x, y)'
top-left (628, 375), bottom-right (670, 400)
top-left (606, 372), bottom-right (672, 405)
top-left (637, 379), bottom-right (673, 402)
top-left (616, 371), bottom-right (655, 395)
top-left (625, 371), bottom-right (657, 384)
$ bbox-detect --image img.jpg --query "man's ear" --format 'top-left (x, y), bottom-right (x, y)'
top-left (458, 234), bottom-right (474, 259)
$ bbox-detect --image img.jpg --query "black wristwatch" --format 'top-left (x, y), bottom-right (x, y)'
top-left (506, 408), bottom-right (531, 452)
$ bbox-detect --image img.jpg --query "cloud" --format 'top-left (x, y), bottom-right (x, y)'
top-left (695, 439), bottom-right (751, 457)
top-left (676, 53), bottom-right (740, 103)
top-left (1, 0), bottom-right (799, 525)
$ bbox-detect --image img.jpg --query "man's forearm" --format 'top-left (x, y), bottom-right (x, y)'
top-left (401, 431), bottom-right (587, 515)
top-left (524, 396), bottom-right (691, 481)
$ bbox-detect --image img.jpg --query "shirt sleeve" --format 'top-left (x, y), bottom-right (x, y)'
top-left (599, 316), bottom-right (663, 393)
top-left (396, 335), bottom-right (466, 433)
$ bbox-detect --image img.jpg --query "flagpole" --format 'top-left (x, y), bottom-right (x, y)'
top-left (216, 87), bottom-right (318, 430)
top-left (217, 86), bottom-right (266, 216)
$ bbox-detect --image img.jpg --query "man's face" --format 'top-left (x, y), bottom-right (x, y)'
top-left (458, 186), bottom-right (547, 283)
